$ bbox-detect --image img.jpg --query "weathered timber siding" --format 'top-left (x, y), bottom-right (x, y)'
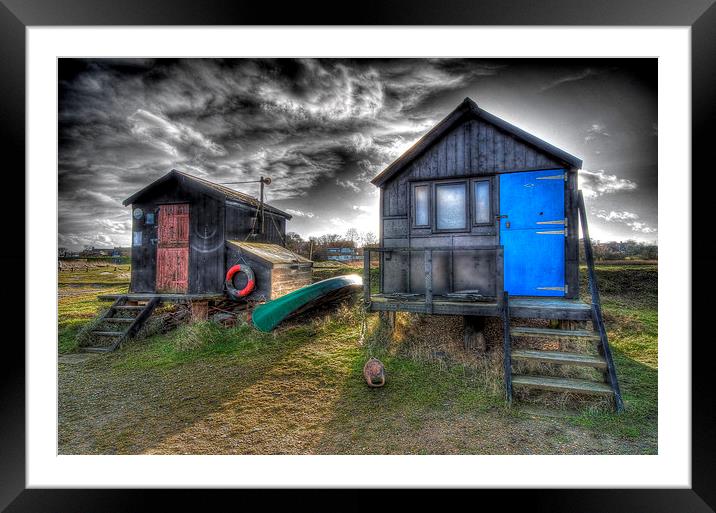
top-left (382, 118), bottom-right (563, 218)
top-left (378, 116), bottom-right (578, 299)
top-left (225, 245), bottom-right (312, 301)
top-left (271, 265), bottom-right (313, 298)
top-left (129, 180), bottom-right (225, 294)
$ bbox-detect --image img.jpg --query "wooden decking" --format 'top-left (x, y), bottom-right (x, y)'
top-left (368, 294), bottom-right (591, 321)
top-left (98, 293), bottom-right (225, 302)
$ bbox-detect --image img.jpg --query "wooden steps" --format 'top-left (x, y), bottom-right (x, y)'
top-left (512, 349), bottom-right (607, 369)
top-left (79, 296), bottom-right (160, 353)
top-left (500, 191), bottom-right (624, 412)
top-left (511, 326), bottom-right (600, 340)
top-left (512, 375), bottom-right (613, 396)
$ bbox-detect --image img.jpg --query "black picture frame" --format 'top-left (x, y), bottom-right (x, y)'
top-left (3, 0), bottom-right (713, 510)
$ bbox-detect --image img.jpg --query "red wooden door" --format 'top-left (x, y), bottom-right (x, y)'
top-left (156, 204), bottom-right (190, 293)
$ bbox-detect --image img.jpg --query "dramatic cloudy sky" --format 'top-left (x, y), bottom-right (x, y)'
top-left (58, 58), bottom-right (657, 249)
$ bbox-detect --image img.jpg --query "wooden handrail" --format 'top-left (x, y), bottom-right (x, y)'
top-left (577, 190), bottom-right (624, 412)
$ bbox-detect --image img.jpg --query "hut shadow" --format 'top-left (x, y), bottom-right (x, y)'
top-left (58, 328), bottom-right (318, 455)
top-left (309, 348), bottom-right (657, 455)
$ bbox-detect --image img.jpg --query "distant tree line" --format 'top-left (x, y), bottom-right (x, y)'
top-left (581, 240), bottom-right (658, 261)
top-left (286, 229), bottom-right (378, 261)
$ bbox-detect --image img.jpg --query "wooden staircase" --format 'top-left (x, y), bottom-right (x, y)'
top-left (80, 296), bottom-right (160, 353)
top-left (501, 191), bottom-right (623, 412)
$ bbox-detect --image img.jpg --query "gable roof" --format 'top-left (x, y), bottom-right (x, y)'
top-left (122, 169), bottom-right (291, 219)
top-left (371, 97), bottom-right (582, 187)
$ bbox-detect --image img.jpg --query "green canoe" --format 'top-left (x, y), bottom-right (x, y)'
top-left (251, 274), bottom-right (363, 332)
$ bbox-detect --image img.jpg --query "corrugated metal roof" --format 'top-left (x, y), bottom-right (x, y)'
top-left (227, 240), bottom-right (313, 265)
top-left (123, 169), bottom-right (291, 219)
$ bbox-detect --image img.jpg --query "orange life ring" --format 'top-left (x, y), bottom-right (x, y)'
top-left (225, 264), bottom-right (255, 299)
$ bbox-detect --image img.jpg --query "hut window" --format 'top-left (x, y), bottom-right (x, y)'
top-left (435, 182), bottom-right (467, 231)
top-left (473, 179), bottom-right (492, 225)
top-left (413, 184), bottom-right (430, 227)
top-left (132, 231), bottom-right (142, 246)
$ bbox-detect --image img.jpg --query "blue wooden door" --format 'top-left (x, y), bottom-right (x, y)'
top-left (499, 169), bottom-right (566, 296)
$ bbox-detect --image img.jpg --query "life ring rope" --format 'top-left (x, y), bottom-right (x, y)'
top-left (225, 264), bottom-right (255, 299)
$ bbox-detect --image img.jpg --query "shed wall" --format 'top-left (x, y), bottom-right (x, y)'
top-left (224, 201), bottom-right (287, 246)
top-left (225, 245), bottom-right (312, 300)
top-left (129, 181), bottom-right (225, 294)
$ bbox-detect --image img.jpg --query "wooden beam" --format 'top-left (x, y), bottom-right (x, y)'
top-left (190, 300), bottom-right (209, 322)
top-left (578, 190), bottom-right (624, 412)
top-left (363, 249), bottom-right (371, 305)
top-left (502, 291), bottom-right (512, 404)
top-left (424, 249), bottom-right (433, 313)
top-left (495, 246), bottom-right (504, 308)
top-left (463, 316), bottom-right (486, 352)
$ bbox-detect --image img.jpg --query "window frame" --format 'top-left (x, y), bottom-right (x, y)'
top-left (471, 177), bottom-right (494, 227)
top-left (433, 179), bottom-right (470, 233)
top-left (411, 181), bottom-right (432, 229)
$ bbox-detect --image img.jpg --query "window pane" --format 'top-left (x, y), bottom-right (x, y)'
top-left (474, 181), bottom-right (491, 224)
top-left (436, 183), bottom-right (466, 230)
top-left (414, 185), bottom-right (429, 226)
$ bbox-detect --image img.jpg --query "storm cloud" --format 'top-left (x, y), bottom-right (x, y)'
top-left (58, 58), bottom-right (657, 249)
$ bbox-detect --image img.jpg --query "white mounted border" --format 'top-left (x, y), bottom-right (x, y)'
top-left (27, 26), bottom-right (689, 488)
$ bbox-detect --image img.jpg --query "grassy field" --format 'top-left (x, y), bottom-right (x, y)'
top-left (57, 261), bottom-right (657, 454)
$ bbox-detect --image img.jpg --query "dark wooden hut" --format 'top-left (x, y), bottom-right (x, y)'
top-left (121, 169), bottom-right (312, 299)
top-left (366, 97), bottom-right (584, 313)
top-left (363, 97), bottom-right (623, 409)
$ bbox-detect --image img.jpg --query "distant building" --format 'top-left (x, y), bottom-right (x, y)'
top-left (79, 246), bottom-right (112, 257)
top-left (112, 247), bottom-right (131, 257)
top-left (326, 247), bottom-right (359, 262)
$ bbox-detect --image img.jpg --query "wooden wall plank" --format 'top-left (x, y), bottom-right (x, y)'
top-left (398, 178), bottom-right (407, 216)
top-left (438, 135), bottom-right (447, 176)
top-left (504, 135), bottom-right (515, 170)
top-left (478, 121), bottom-right (487, 172)
top-left (456, 123), bottom-right (465, 174)
top-left (465, 121), bottom-right (472, 172)
top-left (515, 139), bottom-right (527, 169)
top-left (486, 124), bottom-right (495, 172)
top-left (447, 130), bottom-right (456, 175)
top-left (525, 146), bottom-right (537, 168)
top-left (470, 120), bottom-right (479, 171)
top-left (494, 128), bottom-right (505, 170)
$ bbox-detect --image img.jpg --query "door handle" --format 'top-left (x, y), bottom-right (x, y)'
top-left (496, 214), bottom-right (508, 220)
